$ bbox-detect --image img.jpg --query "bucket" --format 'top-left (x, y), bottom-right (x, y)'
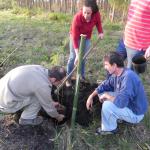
top-left (132, 55), bottom-right (147, 74)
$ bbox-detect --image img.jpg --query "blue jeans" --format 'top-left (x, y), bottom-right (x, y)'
top-left (126, 47), bottom-right (145, 68)
top-left (116, 39), bottom-right (127, 61)
top-left (67, 36), bottom-right (91, 78)
top-left (116, 39), bottom-right (145, 69)
top-left (100, 92), bottom-right (144, 131)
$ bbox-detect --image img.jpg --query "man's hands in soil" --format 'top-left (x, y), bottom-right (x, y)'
top-left (56, 114), bottom-right (65, 122)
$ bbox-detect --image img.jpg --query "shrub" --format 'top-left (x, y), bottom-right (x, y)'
top-left (0, 0), bottom-right (13, 10)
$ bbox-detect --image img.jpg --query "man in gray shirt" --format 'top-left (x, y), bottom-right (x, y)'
top-left (0, 65), bottom-right (66, 125)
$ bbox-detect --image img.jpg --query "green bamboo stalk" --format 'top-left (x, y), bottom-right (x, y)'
top-left (70, 34), bottom-right (86, 142)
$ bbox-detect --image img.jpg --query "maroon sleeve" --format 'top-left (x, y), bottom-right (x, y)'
top-left (71, 12), bottom-right (81, 49)
top-left (95, 12), bottom-right (103, 34)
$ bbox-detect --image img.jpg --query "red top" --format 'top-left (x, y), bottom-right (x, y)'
top-left (70, 10), bottom-right (103, 49)
top-left (124, 0), bottom-right (150, 51)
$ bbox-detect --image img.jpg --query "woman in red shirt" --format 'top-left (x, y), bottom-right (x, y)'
top-left (66, 0), bottom-right (103, 86)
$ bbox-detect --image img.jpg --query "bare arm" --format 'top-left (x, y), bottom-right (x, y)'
top-left (145, 46), bottom-right (150, 59)
top-left (86, 90), bottom-right (98, 110)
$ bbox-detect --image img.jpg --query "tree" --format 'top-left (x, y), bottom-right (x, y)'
top-left (108, 0), bottom-right (129, 22)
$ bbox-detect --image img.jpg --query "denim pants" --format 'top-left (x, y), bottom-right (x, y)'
top-left (116, 38), bottom-right (127, 61)
top-left (125, 47), bottom-right (145, 68)
top-left (116, 40), bottom-right (145, 69)
top-left (67, 36), bottom-right (91, 78)
top-left (100, 92), bottom-right (144, 131)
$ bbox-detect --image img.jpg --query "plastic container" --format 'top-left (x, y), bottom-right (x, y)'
top-left (132, 55), bottom-right (147, 74)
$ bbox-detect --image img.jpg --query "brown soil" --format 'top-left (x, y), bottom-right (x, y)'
top-left (0, 80), bottom-right (100, 150)
top-left (0, 114), bottom-right (56, 150)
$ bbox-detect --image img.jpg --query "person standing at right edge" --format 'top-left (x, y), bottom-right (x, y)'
top-left (66, 0), bottom-right (103, 86)
top-left (124, 0), bottom-right (150, 69)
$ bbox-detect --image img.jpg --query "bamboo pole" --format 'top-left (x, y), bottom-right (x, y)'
top-left (70, 34), bottom-right (86, 142)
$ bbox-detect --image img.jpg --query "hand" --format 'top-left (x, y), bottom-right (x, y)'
top-left (86, 95), bottom-right (93, 111)
top-left (56, 104), bottom-right (66, 114)
top-left (99, 33), bottom-right (104, 39)
top-left (99, 93), bottom-right (114, 102)
top-left (144, 46), bottom-right (150, 59)
top-left (56, 114), bottom-right (65, 122)
top-left (98, 93), bottom-right (107, 103)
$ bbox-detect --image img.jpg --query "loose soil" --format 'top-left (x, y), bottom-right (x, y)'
top-left (0, 11), bottom-right (150, 149)
top-left (0, 80), bottom-right (100, 150)
top-left (0, 114), bottom-right (55, 150)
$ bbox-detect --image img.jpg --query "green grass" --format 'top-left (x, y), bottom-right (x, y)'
top-left (0, 10), bottom-right (150, 150)
top-left (0, 10), bottom-right (70, 71)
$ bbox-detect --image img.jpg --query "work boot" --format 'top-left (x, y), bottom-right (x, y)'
top-left (19, 116), bottom-right (43, 126)
top-left (66, 79), bottom-right (72, 87)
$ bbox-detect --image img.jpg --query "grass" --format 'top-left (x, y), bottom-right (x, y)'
top-left (0, 10), bottom-right (150, 149)
top-left (0, 10), bottom-right (70, 71)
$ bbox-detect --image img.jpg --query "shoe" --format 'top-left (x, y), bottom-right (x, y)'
top-left (117, 119), bottom-right (134, 125)
top-left (66, 80), bottom-right (72, 87)
top-left (19, 116), bottom-right (43, 125)
top-left (95, 127), bottom-right (118, 135)
top-left (117, 119), bottom-right (124, 124)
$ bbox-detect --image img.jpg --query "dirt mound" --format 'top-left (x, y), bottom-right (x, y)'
top-left (0, 115), bottom-right (55, 150)
top-left (51, 80), bottom-right (101, 127)
top-left (0, 80), bottom-right (101, 149)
